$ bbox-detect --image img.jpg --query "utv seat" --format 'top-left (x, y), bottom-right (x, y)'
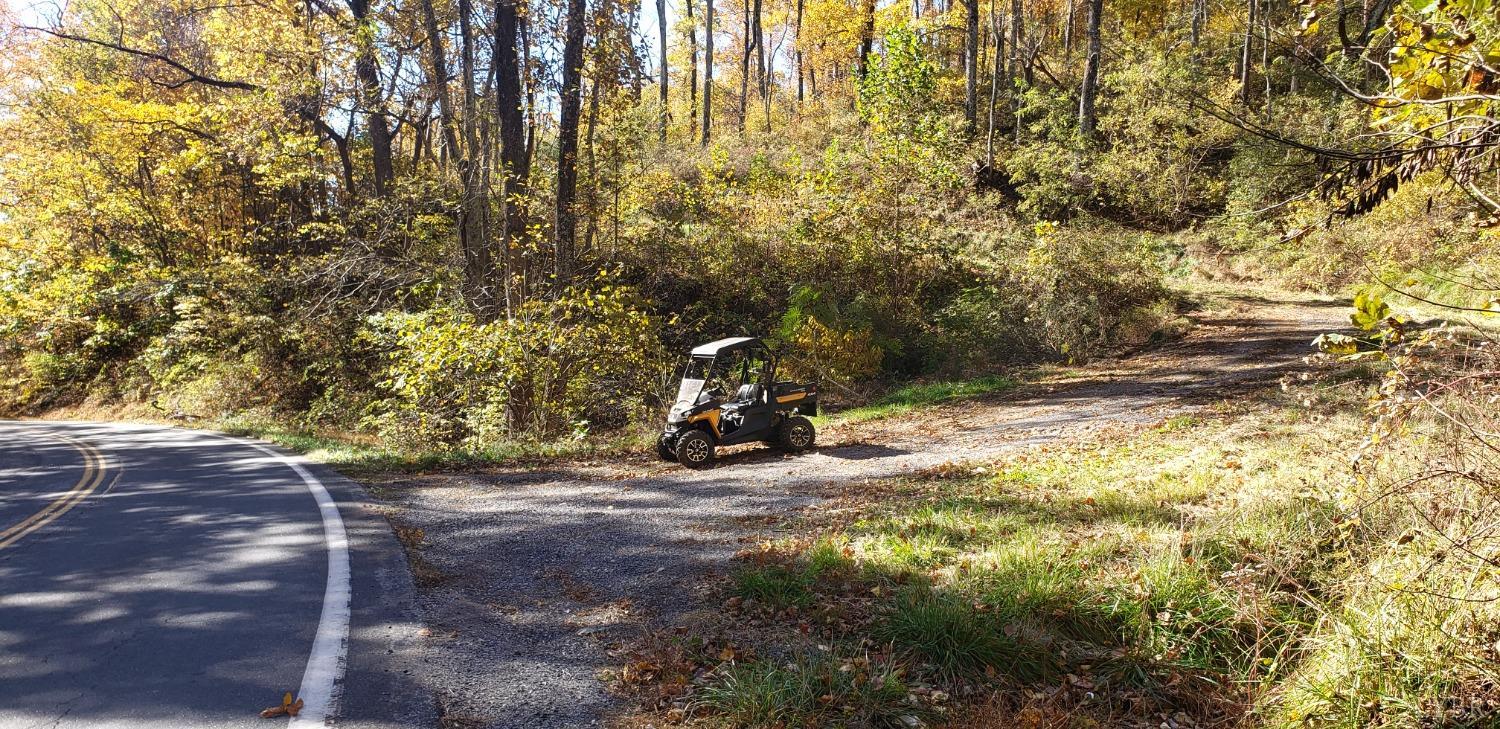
top-left (721, 384), bottom-right (764, 428)
top-left (731, 383), bottom-right (764, 404)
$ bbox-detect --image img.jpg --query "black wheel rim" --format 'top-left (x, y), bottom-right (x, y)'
top-left (789, 425), bottom-right (812, 448)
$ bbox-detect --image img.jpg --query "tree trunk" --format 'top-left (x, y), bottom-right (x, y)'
top-left (580, 0), bottom-right (616, 261)
top-left (987, 4), bottom-right (1001, 164)
top-left (1078, 0), bottom-right (1102, 137)
top-left (659, 0), bottom-right (669, 140)
top-left (739, 0), bottom-right (751, 129)
top-left (857, 0), bottom-right (876, 79)
top-left (555, 0), bottom-right (588, 282)
top-left (582, 77), bottom-right (603, 257)
top-left (702, 0), bottom-right (714, 144)
top-left (1240, 0), bottom-right (1256, 106)
top-left (521, 11), bottom-right (537, 182)
top-left (754, 0), bottom-right (769, 131)
top-left (495, 0), bottom-right (529, 315)
top-left (687, 0), bottom-right (698, 136)
top-left (964, 0), bottom-right (978, 131)
top-left (795, 0), bottom-right (804, 103)
top-left (1063, 0), bottom-right (1075, 57)
top-left (348, 0), bottom-right (393, 198)
top-left (1009, 0), bottom-right (1024, 139)
top-left (456, 0), bottom-right (495, 316)
top-left (420, 0), bottom-right (461, 162)
top-left (422, 0), bottom-right (495, 315)
top-left (1190, 0), bottom-right (1205, 47)
top-left (1261, 0), bottom-right (1273, 114)
top-left (1009, 0), bottom-right (1023, 82)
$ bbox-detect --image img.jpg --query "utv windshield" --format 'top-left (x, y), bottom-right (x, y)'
top-left (675, 356), bottom-right (717, 405)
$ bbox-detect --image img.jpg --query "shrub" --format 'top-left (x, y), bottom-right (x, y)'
top-left (364, 283), bottom-right (666, 448)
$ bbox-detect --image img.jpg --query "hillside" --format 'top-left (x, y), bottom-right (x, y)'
top-left (1, 0), bottom-right (1498, 726)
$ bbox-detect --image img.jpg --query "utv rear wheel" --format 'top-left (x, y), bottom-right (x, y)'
top-left (676, 430), bottom-right (716, 469)
top-left (778, 416), bottom-right (816, 452)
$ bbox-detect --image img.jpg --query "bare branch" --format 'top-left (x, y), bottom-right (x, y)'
top-left (21, 25), bottom-right (261, 91)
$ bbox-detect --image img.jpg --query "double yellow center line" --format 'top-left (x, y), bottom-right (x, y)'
top-left (0, 432), bottom-right (112, 550)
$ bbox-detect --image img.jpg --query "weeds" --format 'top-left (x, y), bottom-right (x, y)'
top-left (696, 651), bottom-right (916, 728)
top-left (876, 588), bottom-right (1053, 681)
top-left (732, 564), bottom-right (814, 609)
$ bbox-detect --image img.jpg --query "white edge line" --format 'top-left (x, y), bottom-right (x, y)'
top-left (215, 435), bottom-right (351, 727)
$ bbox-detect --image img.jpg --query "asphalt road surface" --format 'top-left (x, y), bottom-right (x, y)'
top-left (0, 422), bottom-right (433, 728)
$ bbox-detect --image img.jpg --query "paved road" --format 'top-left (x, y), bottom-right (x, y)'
top-left (0, 422), bottom-right (433, 728)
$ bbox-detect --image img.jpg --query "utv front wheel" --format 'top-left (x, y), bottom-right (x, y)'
top-left (778, 416), bottom-right (816, 452)
top-left (676, 430), bottom-right (716, 469)
top-left (656, 436), bottom-right (677, 461)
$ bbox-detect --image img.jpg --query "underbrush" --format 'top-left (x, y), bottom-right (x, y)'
top-left (613, 325), bottom-right (1500, 727)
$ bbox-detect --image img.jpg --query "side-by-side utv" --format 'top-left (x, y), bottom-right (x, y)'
top-left (658, 337), bottom-right (818, 469)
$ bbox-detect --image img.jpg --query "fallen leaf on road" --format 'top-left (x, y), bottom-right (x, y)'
top-left (259, 692), bottom-right (304, 718)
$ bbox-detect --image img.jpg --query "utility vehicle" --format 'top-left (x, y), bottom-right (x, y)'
top-left (658, 337), bottom-right (818, 469)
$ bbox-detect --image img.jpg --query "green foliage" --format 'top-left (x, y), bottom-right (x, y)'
top-left (364, 282), bottom-right (665, 448)
top-left (858, 25), bottom-right (965, 189)
top-left (1349, 290), bottom-right (1390, 331)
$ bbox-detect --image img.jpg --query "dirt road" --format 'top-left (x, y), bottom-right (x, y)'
top-left (371, 289), bottom-right (1348, 727)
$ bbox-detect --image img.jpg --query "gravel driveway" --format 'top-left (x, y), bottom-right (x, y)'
top-left (368, 289), bottom-right (1348, 727)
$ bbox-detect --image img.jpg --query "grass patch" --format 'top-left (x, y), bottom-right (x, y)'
top-left (696, 650), bottom-right (916, 728)
top-left (732, 564), bottom-right (815, 609)
top-left (821, 374), bottom-right (1017, 425)
top-left (876, 588), bottom-right (1053, 681)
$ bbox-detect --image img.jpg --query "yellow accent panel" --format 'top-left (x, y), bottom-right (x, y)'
top-left (687, 409), bottom-right (721, 437)
top-left (776, 393), bottom-right (806, 404)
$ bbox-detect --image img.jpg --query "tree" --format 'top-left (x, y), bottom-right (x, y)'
top-left (703, 0), bottom-right (715, 144)
top-left (739, 0), bottom-right (757, 128)
top-left (795, 0), bottom-right (805, 103)
top-left (1190, 0), bottom-right (1205, 47)
top-left (659, 0), bottom-right (670, 140)
top-left (456, 0), bottom-right (495, 316)
top-left (964, 0), bottom-right (978, 131)
top-left (986, 1), bottom-right (1002, 163)
top-left (420, 0), bottom-right (495, 315)
top-left (1078, 0), bottom-right (1102, 137)
top-left (686, 0), bottom-right (699, 136)
top-left (556, 0), bottom-right (589, 280)
top-left (754, 0), bottom-right (769, 131)
top-left (1009, 0), bottom-right (1023, 82)
top-left (348, 0), bottom-right (394, 198)
top-left (857, 0), bottom-right (877, 79)
top-left (495, 0), bottom-right (529, 314)
top-left (1240, 0), bottom-right (1256, 106)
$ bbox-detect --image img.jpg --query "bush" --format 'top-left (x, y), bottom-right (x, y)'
top-left (364, 282), bottom-right (666, 448)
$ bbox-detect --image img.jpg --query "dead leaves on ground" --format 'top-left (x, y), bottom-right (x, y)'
top-left (259, 692), bottom-right (304, 718)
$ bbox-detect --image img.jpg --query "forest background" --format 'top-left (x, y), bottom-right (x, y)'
top-left (0, 0), bottom-right (1493, 446)
top-left (4, 0), bottom-right (1500, 726)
